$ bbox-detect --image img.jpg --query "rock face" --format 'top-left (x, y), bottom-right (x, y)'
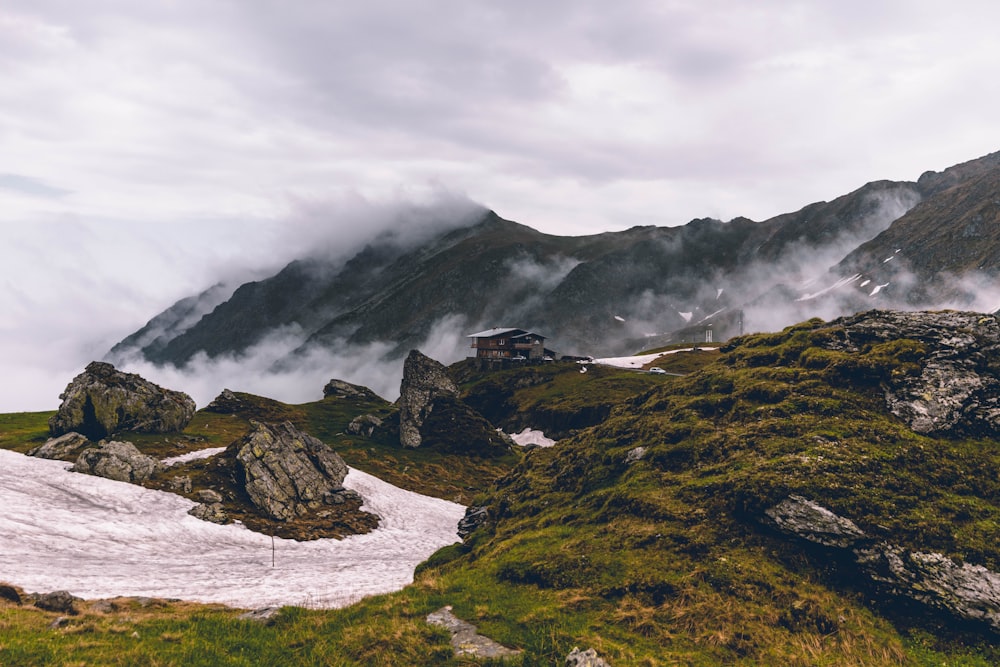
top-left (566, 647), bottom-right (611, 667)
top-left (71, 440), bottom-right (165, 483)
top-left (764, 495), bottom-right (1000, 631)
top-left (231, 421), bottom-right (352, 521)
top-left (49, 362), bottom-right (196, 440)
top-left (27, 432), bottom-right (90, 460)
top-left (822, 310), bottom-right (1000, 437)
top-left (396, 350), bottom-right (460, 448)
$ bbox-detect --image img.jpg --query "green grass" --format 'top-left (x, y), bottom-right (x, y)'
top-left (0, 410), bottom-right (53, 453)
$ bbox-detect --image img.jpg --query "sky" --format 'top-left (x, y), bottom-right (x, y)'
top-left (2, 0), bottom-right (1000, 411)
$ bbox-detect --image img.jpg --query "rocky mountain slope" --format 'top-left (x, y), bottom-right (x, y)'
top-left (110, 150), bottom-right (1000, 373)
top-left (6, 309), bottom-right (1000, 663)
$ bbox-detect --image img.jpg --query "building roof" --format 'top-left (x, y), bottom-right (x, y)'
top-left (466, 327), bottom-right (545, 339)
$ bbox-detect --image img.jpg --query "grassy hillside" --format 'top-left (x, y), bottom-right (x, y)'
top-left (3, 318), bottom-right (1000, 664)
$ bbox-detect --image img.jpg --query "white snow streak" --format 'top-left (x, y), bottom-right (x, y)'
top-left (508, 428), bottom-right (556, 448)
top-left (796, 273), bottom-right (862, 302)
top-left (613, 315), bottom-right (626, 322)
top-left (0, 450), bottom-right (464, 609)
top-left (593, 347), bottom-right (719, 369)
top-left (162, 447), bottom-right (228, 466)
top-left (678, 311), bottom-right (693, 322)
top-left (871, 282), bottom-right (891, 296)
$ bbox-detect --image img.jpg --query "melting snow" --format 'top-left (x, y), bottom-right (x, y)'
top-left (594, 347), bottom-right (719, 369)
top-left (613, 315), bottom-right (625, 322)
top-left (871, 282), bottom-right (890, 296)
top-left (883, 256), bottom-right (895, 263)
top-left (860, 279), bottom-right (871, 287)
top-left (163, 447), bottom-right (228, 466)
top-left (678, 311), bottom-right (693, 322)
top-left (716, 288), bottom-right (724, 299)
top-left (508, 428), bottom-right (556, 448)
top-left (0, 449), bottom-right (464, 609)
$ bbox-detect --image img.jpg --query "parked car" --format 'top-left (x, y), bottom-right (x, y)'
top-left (649, 367), bottom-right (667, 374)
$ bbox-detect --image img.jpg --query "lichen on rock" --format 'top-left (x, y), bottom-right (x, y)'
top-left (71, 440), bottom-right (164, 484)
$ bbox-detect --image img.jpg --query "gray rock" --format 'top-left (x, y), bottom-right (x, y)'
top-left (196, 489), bottom-right (223, 503)
top-left (856, 546), bottom-right (1000, 630)
top-left (49, 361), bottom-right (196, 440)
top-left (347, 414), bottom-right (383, 438)
top-left (188, 502), bottom-right (229, 524)
top-left (396, 350), bottom-right (459, 448)
top-left (764, 495), bottom-right (1000, 631)
top-left (27, 432), bottom-right (90, 460)
top-left (823, 310), bottom-right (1000, 437)
top-left (426, 606), bottom-right (522, 659)
top-left (625, 446), bottom-right (647, 463)
top-left (169, 475), bottom-right (193, 493)
top-left (457, 505), bottom-right (490, 539)
top-left (763, 495), bottom-right (867, 548)
top-left (323, 379), bottom-right (384, 402)
top-left (34, 590), bottom-right (79, 615)
top-left (71, 440), bottom-right (165, 483)
top-left (566, 646), bottom-right (612, 666)
top-left (232, 421), bottom-right (350, 521)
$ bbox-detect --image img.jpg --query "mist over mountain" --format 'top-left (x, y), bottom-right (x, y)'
top-left (109, 150), bottom-right (1000, 404)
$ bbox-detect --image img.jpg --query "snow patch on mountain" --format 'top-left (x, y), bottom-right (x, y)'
top-left (0, 449), bottom-right (464, 609)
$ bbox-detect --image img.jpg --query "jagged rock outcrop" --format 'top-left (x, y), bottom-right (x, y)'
top-left (49, 362), bottom-right (196, 440)
top-left (764, 495), bottom-right (1000, 631)
top-left (203, 388), bottom-right (244, 413)
top-left (27, 432), bottom-right (90, 460)
top-left (396, 350), bottom-right (510, 456)
top-left (457, 505), bottom-right (490, 539)
top-left (323, 379), bottom-right (384, 402)
top-left (71, 440), bottom-right (164, 483)
top-left (230, 421), bottom-right (354, 521)
top-left (188, 502), bottom-right (229, 524)
top-left (821, 310), bottom-right (1000, 437)
top-left (33, 590), bottom-right (79, 615)
top-left (396, 350), bottom-right (460, 448)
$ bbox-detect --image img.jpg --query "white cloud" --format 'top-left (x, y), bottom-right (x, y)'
top-left (2, 0), bottom-right (1000, 410)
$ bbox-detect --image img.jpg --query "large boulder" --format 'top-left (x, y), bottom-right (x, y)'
top-left (231, 421), bottom-right (353, 521)
top-left (396, 350), bottom-right (460, 448)
top-left (49, 362), bottom-right (196, 440)
top-left (396, 350), bottom-right (509, 456)
top-left (27, 432), bottom-right (90, 460)
top-left (71, 440), bottom-right (165, 483)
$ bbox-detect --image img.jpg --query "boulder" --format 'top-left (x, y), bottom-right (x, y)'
top-left (764, 495), bottom-right (1000, 631)
top-left (27, 432), bottom-right (90, 460)
top-left (347, 414), bottom-right (383, 438)
top-left (33, 590), bottom-right (79, 615)
top-left (0, 584), bottom-right (22, 605)
top-left (457, 505), bottom-right (490, 539)
top-left (396, 350), bottom-right (509, 456)
top-left (71, 440), bottom-right (165, 483)
top-left (203, 388), bottom-right (244, 414)
top-left (49, 362), bottom-right (196, 440)
top-left (323, 379), bottom-right (384, 402)
top-left (396, 350), bottom-right (460, 448)
top-left (231, 421), bottom-right (351, 521)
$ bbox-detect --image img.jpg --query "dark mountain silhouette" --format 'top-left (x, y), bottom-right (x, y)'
top-left (111, 150), bottom-right (1000, 366)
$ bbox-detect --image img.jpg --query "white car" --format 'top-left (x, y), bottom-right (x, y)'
top-left (648, 367), bottom-right (667, 374)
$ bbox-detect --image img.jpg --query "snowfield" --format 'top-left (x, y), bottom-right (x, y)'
top-left (0, 449), bottom-right (465, 609)
top-left (593, 347), bottom-right (720, 369)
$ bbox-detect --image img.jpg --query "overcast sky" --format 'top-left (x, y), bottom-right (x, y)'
top-left (2, 0), bottom-right (999, 412)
